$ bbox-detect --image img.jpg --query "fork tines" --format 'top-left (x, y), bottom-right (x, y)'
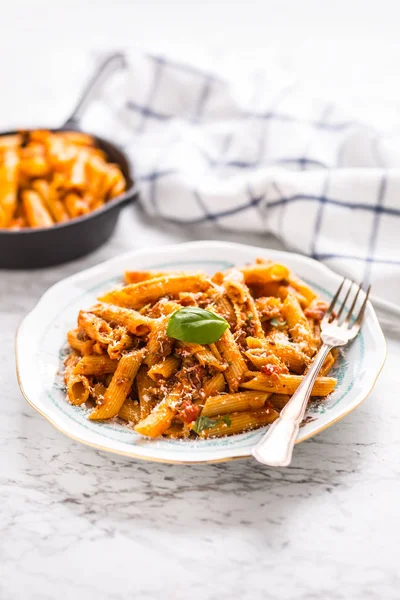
top-left (323, 278), bottom-right (371, 331)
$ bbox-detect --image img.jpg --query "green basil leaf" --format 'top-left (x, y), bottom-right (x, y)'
top-left (192, 416), bottom-right (219, 434)
top-left (192, 414), bottom-right (232, 435)
top-left (167, 307), bottom-right (229, 344)
top-left (222, 414), bottom-right (232, 427)
top-left (270, 317), bottom-right (287, 328)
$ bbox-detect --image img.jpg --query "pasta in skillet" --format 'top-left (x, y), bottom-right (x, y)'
top-left (0, 130), bottom-right (126, 229)
top-left (64, 259), bottom-right (337, 439)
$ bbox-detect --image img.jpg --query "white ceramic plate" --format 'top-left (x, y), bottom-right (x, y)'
top-left (16, 241), bottom-right (386, 464)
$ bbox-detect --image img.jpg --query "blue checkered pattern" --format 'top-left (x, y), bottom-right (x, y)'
top-left (80, 52), bottom-right (400, 302)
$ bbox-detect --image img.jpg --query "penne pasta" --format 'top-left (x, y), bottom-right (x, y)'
top-left (198, 406), bottom-right (280, 438)
top-left (78, 311), bottom-right (113, 344)
top-left (136, 365), bottom-right (155, 419)
top-left (216, 329), bottom-right (248, 392)
top-left (202, 391), bottom-right (270, 417)
top-left (118, 399), bottom-right (141, 424)
top-left (0, 129), bottom-right (127, 231)
top-left (90, 382), bottom-right (107, 404)
top-left (63, 258), bottom-right (337, 441)
top-left (89, 303), bottom-right (154, 336)
top-left (22, 189), bottom-right (54, 228)
top-left (240, 373), bottom-right (336, 396)
top-left (107, 326), bottom-right (133, 360)
top-left (241, 262), bottom-right (290, 285)
top-left (134, 381), bottom-right (182, 438)
top-left (144, 315), bottom-right (173, 367)
top-left (67, 329), bottom-right (95, 356)
top-left (64, 354), bottom-right (90, 406)
top-left (282, 293), bottom-right (318, 356)
top-left (99, 273), bottom-right (211, 309)
top-left (0, 148), bottom-right (18, 226)
top-left (202, 372), bottom-right (226, 397)
top-left (288, 274), bottom-right (316, 305)
top-left (74, 355), bottom-right (118, 376)
top-left (148, 356), bottom-right (180, 381)
top-left (245, 342), bottom-right (309, 374)
top-left (89, 349), bottom-right (144, 420)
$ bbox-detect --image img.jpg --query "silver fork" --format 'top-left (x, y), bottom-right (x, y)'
top-left (251, 279), bottom-right (371, 467)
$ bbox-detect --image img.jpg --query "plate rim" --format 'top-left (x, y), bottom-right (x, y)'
top-left (15, 240), bottom-right (387, 464)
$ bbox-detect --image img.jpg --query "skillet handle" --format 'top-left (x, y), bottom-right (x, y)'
top-left (62, 53), bottom-right (127, 130)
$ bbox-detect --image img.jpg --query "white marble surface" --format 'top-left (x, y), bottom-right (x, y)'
top-left (2, 2), bottom-right (400, 599)
top-left (2, 206), bottom-right (400, 600)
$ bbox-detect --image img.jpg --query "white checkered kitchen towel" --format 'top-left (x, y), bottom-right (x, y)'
top-left (79, 51), bottom-right (400, 315)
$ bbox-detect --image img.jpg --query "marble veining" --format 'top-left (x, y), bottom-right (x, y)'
top-left (1, 207), bottom-right (400, 600)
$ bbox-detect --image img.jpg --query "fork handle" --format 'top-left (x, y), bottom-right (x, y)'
top-left (251, 343), bottom-right (333, 467)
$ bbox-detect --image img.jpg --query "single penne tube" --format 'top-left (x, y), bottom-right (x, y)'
top-left (318, 350), bottom-right (337, 376)
top-left (148, 355), bottom-right (180, 381)
top-left (246, 294), bottom-right (265, 338)
top-left (231, 300), bottom-right (246, 330)
top-left (240, 373), bottom-right (337, 396)
top-left (208, 293), bottom-right (236, 326)
top-left (240, 262), bottom-right (290, 285)
top-left (216, 329), bottom-right (247, 392)
top-left (99, 273), bottom-right (211, 309)
top-left (198, 406), bottom-right (280, 438)
top-left (74, 355), bottom-right (118, 376)
top-left (118, 399), bottom-right (141, 424)
top-left (67, 329), bottom-right (95, 356)
top-left (124, 270), bottom-right (173, 284)
top-left (136, 366), bottom-right (155, 419)
top-left (144, 315), bottom-right (173, 367)
top-left (64, 354), bottom-right (90, 406)
top-left (202, 372), bottom-right (226, 397)
top-left (67, 374), bottom-right (90, 406)
top-left (288, 273), bottom-right (317, 304)
top-left (89, 349), bottom-right (144, 420)
top-left (208, 343), bottom-right (223, 361)
top-left (221, 268), bottom-right (248, 304)
top-left (22, 190), bottom-right (54, 228)
top-left (245, 344), bottom-right (309, 374)
top-left (282, 293), bottom-right (318, 356)
top-left (202, 391), bottom-right (271, 417)
top-left (78, 311), bottom-right (113, 344)
top-left (89, 303), bottom-right (154, 336)
top-left (134, 382), bottom-right (182, 438)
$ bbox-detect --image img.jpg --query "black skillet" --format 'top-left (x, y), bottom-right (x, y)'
top-left (0, 53), bottom-right (137, 269)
